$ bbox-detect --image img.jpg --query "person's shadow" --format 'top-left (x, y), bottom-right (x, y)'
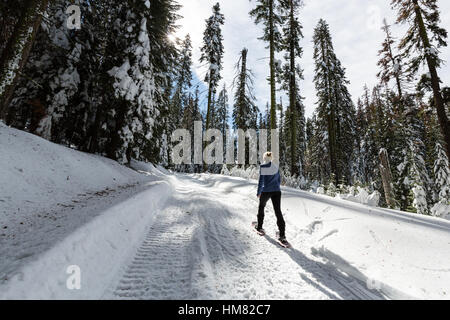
top-left (264, 235), bottom-right (390, 300)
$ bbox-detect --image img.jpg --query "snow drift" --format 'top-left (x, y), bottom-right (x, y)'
top-left (0, 121), bottom-right (144, 218)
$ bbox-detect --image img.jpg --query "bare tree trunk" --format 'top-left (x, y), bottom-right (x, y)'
top-left (379, 148), bottom-right (397, 208)
top-left (235, 48), bottom-right (248, 130)
top-left (202, 75), bottom-right (213, 172)
top-left (288, 0), bottom-right (297, 176)
top-left (205, 73), bottom-right (213, 131)
top-left (0, 0), bottom-right (49, 119)
top-left (269, 0), bottom-right (277, 131)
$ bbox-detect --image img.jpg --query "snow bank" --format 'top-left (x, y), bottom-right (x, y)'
top-left (336, 187), bottom-right (381, 207)
top-left (431, 202), bottom-right (450, 219)
top-left (0, 180), bottom-right (172, 299)
top-left (0, 122), bottom-right (144, 219)
top-left (130, 159), bottom-right (171, 177)
top-left (0, 122), bottom-right (172, 299)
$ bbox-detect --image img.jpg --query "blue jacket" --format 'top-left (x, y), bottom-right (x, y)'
top-left (257, 162), bottom-right (281, 196)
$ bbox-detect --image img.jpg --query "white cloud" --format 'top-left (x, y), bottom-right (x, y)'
top-left (175, 0), bottom-right (450, 118)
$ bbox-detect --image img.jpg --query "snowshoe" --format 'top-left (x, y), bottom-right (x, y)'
top-left (251, 222), bottom-right (265, 236)
top-left (276, 232), bottom-right (292, 248)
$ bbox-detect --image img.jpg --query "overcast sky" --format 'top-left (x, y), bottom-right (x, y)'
top-left (173, 0), bottom-right (450, 119)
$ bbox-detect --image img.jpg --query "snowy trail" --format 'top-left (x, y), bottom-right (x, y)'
top-left (105, 174), bottom-right (388, 300)
top-left (2, 124), bottom-right (448, 300)
top-left (1, 170), bottom-right (448, 299)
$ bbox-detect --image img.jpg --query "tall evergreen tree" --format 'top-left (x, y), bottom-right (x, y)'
top-left (354, 95), bottom-right (368, 183)
top-left (200, 2), bottom-right (224, 131)
top-left (106, 0), bottom-right (161, 163)
top-left (232, 48), bottom-right (257, 130)
top-left (305, 114), bottom-right (327, 183)
top-left (312, 19), bottom-right (356, 184)
top-left (181, 87), bottom-right (203, 172)
top-left (5, 0), bottom-right (181, 166)
top-left (166, 34), bottom-right (193, 164)
top-left (0, 0), bottom-right (49, 119)
top-left (6, 0), bottom-right (89, 141)
top-left (431, 142), bottom-right (450, 216)
top-left (216, 84), bottom-right (229, 139)
top-left (392, 0), bottom-right (450, 163)
top-left (172, 34), bottom-right (193, 126)
top-left (249, 0), bottom-right (284, 130)
top-left (232, 48), bottom-right (258, 165)
top-left (395, 101), bottom-right (433, 212)
top-left (279, 0), bottom-right (305, 176)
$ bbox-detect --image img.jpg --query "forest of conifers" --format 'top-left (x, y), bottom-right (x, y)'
top-left (0, 0), bottom-right (449, 216)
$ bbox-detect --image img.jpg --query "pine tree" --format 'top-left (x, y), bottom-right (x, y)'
top-left (305, 113), bottom-right (328, 184)
top-left (279, 0), bottom-right (305, 176)
top-left (200, 2), bottom-right (224, 131)
top-left (392, 0), bottom-right (450, 163)
top-left (216, 84), bottom-right (229, 139)
top-left (0, 1), bottom-right (25, 54)
top-left (363, 90), bottom-right (379, 187)
top-left (147, 0), bottom-right (181, 164)
top-left (0, 0), bottom-right (49, 119)
top-left (263, 102), bottom-right (271, 128)
top-left (294, 99), bottom-right (306, 177)
top-left (304, 117), bottom-right (314, 180)
top-left (334, 57), bottom-right (357, 184)
top-left (6, 0), bottom-right (86, 141)
top-left (232, 48), bottom-right (258, 166)
top-left (172, 34), bottom-right (193, 127)
top-left (70, 0), bottom-right (118, 154)
top-left (258, 112), bottom-right (265, 131)
top-left (431, 142), bottom-right (450, 216)
top-left (216, 84), bottom-right (229, 169)
top-left (312, 19), bottom-right (356, 185)
top-left (249, 0), bottom-right (284, 130)
top-left (395, 101), bottom-right (433, 213)
top-left (181, 86), bottom-right (203, 172)
top-left (167, 34), bottom-right (193, 165)
top-left (3, 0), bottom-right (182, 167)
top-left (278, 98), bottom-right (287, 169)
top-left (377, 18), bottom-right (405, 98)
top-left (355, 96), bottom-right (368, 183)
top-left (106, 0), bottom-right (160, 163)
top-left (407, 141), bottom-right (430, 215)
top-left (421, 100), bottom-right (442, 189)
top-left (232, 48), bottom-right (257, 130)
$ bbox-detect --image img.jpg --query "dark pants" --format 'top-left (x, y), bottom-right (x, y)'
top-left (257, 191), bottom-right (285, 238)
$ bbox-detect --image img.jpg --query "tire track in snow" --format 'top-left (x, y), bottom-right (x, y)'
top-left (112, 208), bottom-right (196, 299)
top-left (111, 182), bottom-right (222, 300)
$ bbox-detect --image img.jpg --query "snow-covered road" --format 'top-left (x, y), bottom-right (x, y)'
top-left (2, 123), bottom-right (449, 300)
top-left (105, 173), bottom-right (391, 300)
top-left (2, 170), bottom-right (450, 299)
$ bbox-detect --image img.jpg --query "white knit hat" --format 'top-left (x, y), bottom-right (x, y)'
top-left (263, 152), bottom-right (273, 163)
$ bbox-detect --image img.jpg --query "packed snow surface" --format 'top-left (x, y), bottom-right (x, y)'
top-left (1, 123), bottom-right (449, 300)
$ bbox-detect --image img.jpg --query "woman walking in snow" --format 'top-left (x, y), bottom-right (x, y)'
top-left (254, 152), bottom-right (290, 248)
